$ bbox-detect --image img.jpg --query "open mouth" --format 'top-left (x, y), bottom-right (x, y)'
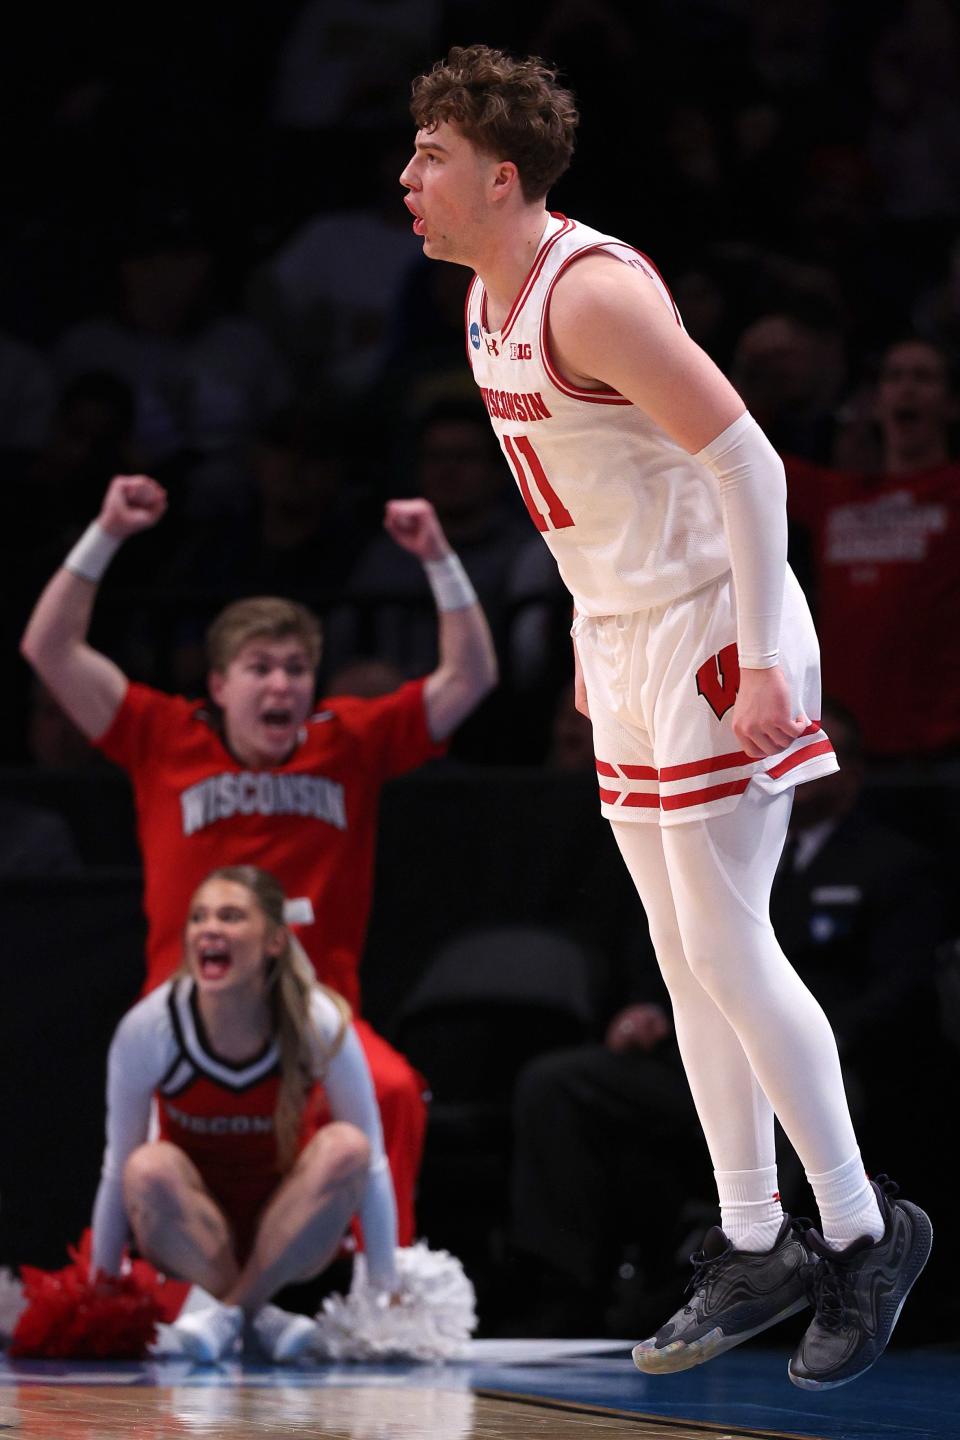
top-left (404, 197), bottom-right (426, 236)
top-left (198, 944), bottom-right (231, 980)
top-left (261, 709), bottom-right (294, 730)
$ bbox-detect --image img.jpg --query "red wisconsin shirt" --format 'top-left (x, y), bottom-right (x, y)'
top-left (96, 680), bottom-right (446, 1003)
top-left (787, 458), bottom-right (960, 756)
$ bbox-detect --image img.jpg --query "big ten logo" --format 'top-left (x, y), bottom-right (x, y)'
top-left (509, 342), bottom-right (533, 360)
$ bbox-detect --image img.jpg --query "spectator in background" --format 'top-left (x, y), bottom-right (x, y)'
top-left (787, 337), bottom-right (960, 760)
top-left (912, 233), bottom-right (960, 360)
top-left (21, 473), bottom-right (498, 1249)
top-left (730, 302), bottom-right (848, 463)
top-left (0, 374), bottom-right (147, 764)
top-left (381, 257), bottom-right (474, 421)
top-left (272, 0), bottom-right (439, 135)
top-left (248, 140), bottom-right (423, 397)
top-left (1, 373), bottom-right (139, 562)
top-left (867, 2), bottom-right (960, 226)
top-left (54, 203), bottom-right (290, 512)
top-left (324, 398), bottom-right (526, 757)
top-left (191, 407), bottom-right (370, 607)
top-left (500, 921), bottom-right (703, 1338)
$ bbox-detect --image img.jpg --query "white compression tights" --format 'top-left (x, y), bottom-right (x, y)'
top-left (611, 787), bottom-right (859, 1178)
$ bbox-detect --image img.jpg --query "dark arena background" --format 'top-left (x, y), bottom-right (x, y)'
top-left (1, 3), bottom-right (959, 1437)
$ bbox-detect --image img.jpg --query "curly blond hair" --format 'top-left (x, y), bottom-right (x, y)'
top-left (410, 44), bottom-right (578, 202)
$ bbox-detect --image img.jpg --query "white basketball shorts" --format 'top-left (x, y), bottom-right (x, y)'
top-left (573, 567), bottom-right (838, 825)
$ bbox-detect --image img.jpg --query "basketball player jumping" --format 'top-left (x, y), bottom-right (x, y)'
top-left (400, 44), bottom-right (931, 1389)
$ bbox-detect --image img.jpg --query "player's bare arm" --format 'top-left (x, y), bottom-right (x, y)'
top-left (548, 258), bottom-right (808, 759)
top-left (383, 498), bottom-right (498, 740)
top-left (20, 475), bottom-right (168, 740)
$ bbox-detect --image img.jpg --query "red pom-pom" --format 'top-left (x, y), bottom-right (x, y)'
top-left (9, 1230), bottom-right (188, 1359)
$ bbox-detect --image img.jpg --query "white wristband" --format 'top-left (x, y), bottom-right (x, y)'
top-left (64, 521), bottom-right (122, 583)
top-left (423, 553), bottom-right (477, 612)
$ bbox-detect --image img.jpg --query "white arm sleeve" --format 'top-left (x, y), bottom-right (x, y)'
top-left (696, 411), bottom-right (787, 670)
top-left (90, 992), bottom-right (171, 1277)
top-left (319, 1016), bottom-right (399, 1293)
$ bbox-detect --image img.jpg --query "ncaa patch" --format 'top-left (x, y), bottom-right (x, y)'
top-left (469, 321), bottom-right (481, 350)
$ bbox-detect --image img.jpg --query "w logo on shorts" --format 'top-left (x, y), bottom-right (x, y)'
top-left (696, 643), bottom-right (740, 721)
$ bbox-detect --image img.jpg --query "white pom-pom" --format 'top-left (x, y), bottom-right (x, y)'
top-left (313, 1243), bottom-right (476, 1362)
top-left (0, 1267), bottom-right (25, 1342)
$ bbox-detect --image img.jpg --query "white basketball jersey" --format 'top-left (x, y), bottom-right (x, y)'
top-left (465, 214), bottom-right (730, 616)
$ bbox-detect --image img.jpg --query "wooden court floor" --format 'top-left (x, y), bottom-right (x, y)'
top-left (0, 1380), bottom-right (810, 1440)
top-left (2, 1342), bottom-right (958, 1440)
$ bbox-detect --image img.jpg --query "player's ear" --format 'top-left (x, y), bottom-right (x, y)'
top-left (208, 669), bottom-right (226, 706)
top-left (266, 925), bottom-right (286, 960)
top-left (491, 159), bottom-right (520, 202)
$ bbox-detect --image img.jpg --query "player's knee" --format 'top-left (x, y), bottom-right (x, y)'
top-left (679, 936), bottom-right (732, 1001)
top-left (648, 924), bottom-right (695, 993)
top-left (123, 1141), bottom-right (189, 1213)
top-left (317, 1122), bottom-right (371, 1191)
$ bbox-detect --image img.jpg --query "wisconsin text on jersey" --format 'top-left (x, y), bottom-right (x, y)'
top-left (478, 386), bottom-right (552, 422)
top-left (180, 771), bottom-right (347, 836)
top-left (163, 1103), bottom-right (276, 1136)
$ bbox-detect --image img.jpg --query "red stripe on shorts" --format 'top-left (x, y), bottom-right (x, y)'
top-left (661, 777), bottom-right (751, 811)
top-left (767, 737), bottom-right (834, 779)
top-left (659, 748), bottom-right (752, 781)
top-left (596, 760), bottom-right (619, 777)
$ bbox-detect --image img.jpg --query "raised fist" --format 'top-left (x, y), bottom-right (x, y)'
top-left (383, 498), bottom-right (450, 563)
top-left (99, 475), bottom-right (168, 540)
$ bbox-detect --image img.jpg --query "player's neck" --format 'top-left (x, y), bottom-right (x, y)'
top-left (478, 206), bottom-right (551, 330)
top-left (222, 719), bottom-right (298, 770)
top-left (196, 985), bottom-right (272, 1062)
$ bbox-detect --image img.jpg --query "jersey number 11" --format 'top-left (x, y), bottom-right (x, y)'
top-left (503, 435), bottom-right (575, 532)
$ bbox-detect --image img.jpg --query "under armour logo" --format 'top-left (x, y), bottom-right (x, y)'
top-left (485, 336), bottom-right (499, 356)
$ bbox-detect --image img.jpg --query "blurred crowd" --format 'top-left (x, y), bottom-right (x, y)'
top-left (2, 0), bottom-right (959, 775)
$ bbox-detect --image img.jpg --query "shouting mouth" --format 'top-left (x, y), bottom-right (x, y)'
top-left (404, 197), bottom-right (426, 237)
top-left (260, 709), bottom-right (294, 731)
top-left (198, 942), bottom-right (231, 980)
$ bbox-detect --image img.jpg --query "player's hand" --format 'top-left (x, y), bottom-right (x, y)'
top-left (731, 664), bottom-right (808, 759)
top-left (99, 475), bottom-right (168, 540)
top-left (383, 498), bottom-right (450, 562)
top-left (605, 1003), bottom-right (671, 1054)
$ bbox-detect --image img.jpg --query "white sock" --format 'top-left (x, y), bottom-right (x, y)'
top-left (807, 1151), bottom-right (884, 1250)
top-left (715, 1165), bottom-right (785, 1252)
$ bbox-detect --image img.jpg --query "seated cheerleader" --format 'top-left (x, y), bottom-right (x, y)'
top-left (89, 864), bottom-right (399, 1363)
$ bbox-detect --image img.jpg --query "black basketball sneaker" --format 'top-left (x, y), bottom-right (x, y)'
top-left (632, 1214), bottom-right (811, 1374)
top-left (788, 1176), bottom-right (933, 1390)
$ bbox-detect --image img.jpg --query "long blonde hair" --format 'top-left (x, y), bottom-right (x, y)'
top-left (184, 865), bottom-right (351, 1171)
